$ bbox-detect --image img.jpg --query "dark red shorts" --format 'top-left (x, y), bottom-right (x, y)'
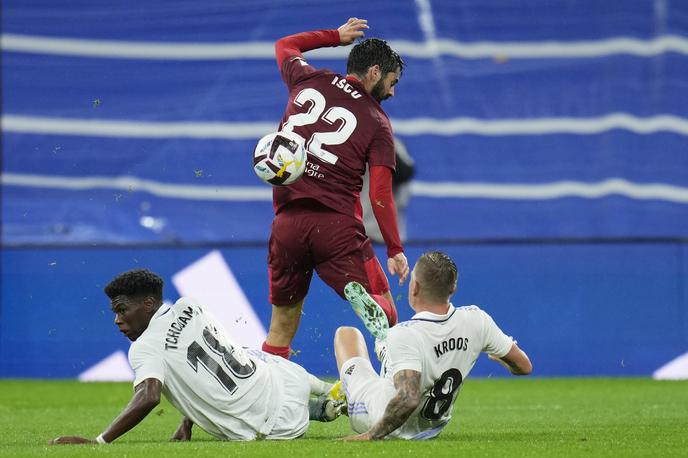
top-left (268, 201), bottom-right (390, 306)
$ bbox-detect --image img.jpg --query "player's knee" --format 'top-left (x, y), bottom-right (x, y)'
top-left (334, 326), bottom-right (364, 344)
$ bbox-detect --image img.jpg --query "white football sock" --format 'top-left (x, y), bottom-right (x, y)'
top-left (308, 373), bottom-right (332, 396)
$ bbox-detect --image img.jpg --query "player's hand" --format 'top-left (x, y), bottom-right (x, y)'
top-left (342, 432), bottom-right (373, 441)
top-left (337, 18), bottom-right (368, 45)
top-left (170, 417), bottom-right (193, 441)
top-left (387, 252), bottom-right (409, 286)
top-left (48, 436), bottom-right (96, 445)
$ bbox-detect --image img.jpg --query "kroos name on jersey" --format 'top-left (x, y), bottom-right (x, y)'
top-left (434, 337), bottom-right (469, 358)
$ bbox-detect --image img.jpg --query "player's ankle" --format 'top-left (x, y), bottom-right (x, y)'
top-left (371, 294), bottom-right (398, 327)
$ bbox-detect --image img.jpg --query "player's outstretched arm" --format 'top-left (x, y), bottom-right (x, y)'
top-left (489, 342), bottom-right (533, 375)
top-left (275, 17), bottom-right (367, 69)
top-left (369, 166), bottom-right (409, 285)
top-left (170, 416), bottom-right (194, 441)
top-left (343, 369), bottom-right (421, 441)
top-left (49, 378), bottom-right (162, 445)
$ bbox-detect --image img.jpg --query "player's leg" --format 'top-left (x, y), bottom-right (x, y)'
top-left (323, 256), bottom-right (398, 338)
top-left (263, 300), bottom-right (304, 358)
top-left (263, 209), bottom-right (314, 359)
top-left (343, 281), bottom-right (393, 340)
top-left (261, 357), bottom-right (311, 439)
top-left (311, 213), bottom-right (398, 330)
top-left (334, 326), bottom-right (396, 434)
top-left (359, 258), bottom-right (398, 327)
top-left (334, 326), bottom-right (370, 372)
top-left (248, 347), bottom-right (333, 396)
top-left (379, 290), bottom-right (396, 316)
top-left (306, 369), bottom-right (346, 422)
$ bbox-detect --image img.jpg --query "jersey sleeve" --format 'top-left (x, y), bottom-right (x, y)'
top-left (480, 310), bottom-right (514, 358)
top-left (385, 326), bottom-right (423, 374)
top-left (128, 340), bottom-right (166, 388)
top-left (367, 115), bottom-right (396, 170)
top-left (276, 29), bottom-right (340, 89)
top-left (369, 166), bottom-right (403, 257)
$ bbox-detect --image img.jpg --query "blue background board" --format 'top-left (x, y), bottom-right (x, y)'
top-left (4, 0), bottom-right (687, 41)
top-left (2, 244), bottom-right (686, 377)
top-left (5, 53), bottom-right (688, 120)
top-left (2, 0), bottom-right (688, 378)
top-left (3, 0), bottom-right (688, 244)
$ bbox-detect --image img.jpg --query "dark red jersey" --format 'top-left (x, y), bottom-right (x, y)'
top-left (273, 56), bottom-right (396, 219)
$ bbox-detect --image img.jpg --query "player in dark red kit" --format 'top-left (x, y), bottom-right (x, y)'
top-left (261, 18), bottom-right (410, 359)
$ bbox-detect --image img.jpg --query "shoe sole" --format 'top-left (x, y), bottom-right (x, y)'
top-left (344, 281), bottom-right (389, 340)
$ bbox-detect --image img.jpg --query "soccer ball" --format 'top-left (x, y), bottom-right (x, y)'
top-left (252, 131), bottom-right (307, 186)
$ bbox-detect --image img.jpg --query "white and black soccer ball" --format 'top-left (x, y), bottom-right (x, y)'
top-left (252, 131), bottom-right (307, 186)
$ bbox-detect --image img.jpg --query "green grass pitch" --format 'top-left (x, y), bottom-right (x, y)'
top-left (1, 378), bottom-right (686, 457)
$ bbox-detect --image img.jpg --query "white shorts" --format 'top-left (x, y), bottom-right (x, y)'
top-left (340, 356), bottom-right (397, 435)
top-left (340, 356), bottom-right (451, 440)
top-left (258, 352), bottom-right (311, 440)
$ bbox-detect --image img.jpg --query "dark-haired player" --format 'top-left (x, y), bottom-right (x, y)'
top-left (263, 18), bottom-right (410, 360)
top-left (336, 252), bottom-right (532, 440)
top-left (50, 269), bottom-right (341, 445)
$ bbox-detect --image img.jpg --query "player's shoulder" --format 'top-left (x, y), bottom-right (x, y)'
top-left (174, 296), bottom-right (197, 307)
top-left (128, 331), bottom-right (159, 360)
top-left (366, 113), bottom-right (390, 143)
top-left (453, 304), bottom-right (504, 338)
top-left (455, 304), bottom-right (484, 314)
top-left (391, 319), bottom-right (420, 329)
top-left (172, 297), bottom-right (203, 314)
top-left (453, 304), bottom-right (492, 322)
top-left (283, 57), bottom-right (333, 82)
top-left (388, 320), bottom-right (424, 340)
top-left (385, 323), bottom-right (424, 360)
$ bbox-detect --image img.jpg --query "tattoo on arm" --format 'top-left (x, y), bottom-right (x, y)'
top-left (367, 369), bottom-right (421, 440)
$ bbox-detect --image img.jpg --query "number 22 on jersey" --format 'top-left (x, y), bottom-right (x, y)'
top-left (281, 86), bottom-right (358, 166)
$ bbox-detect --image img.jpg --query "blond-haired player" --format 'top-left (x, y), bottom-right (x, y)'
top-left (337, 251), bottom-right (532, 440)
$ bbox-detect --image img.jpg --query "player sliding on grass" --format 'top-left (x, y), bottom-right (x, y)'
top-left (50, 269), bottom-right (342, 445)
top-left (337, 251), bottom-right (533, 440)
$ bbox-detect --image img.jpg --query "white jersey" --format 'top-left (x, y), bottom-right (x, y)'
top-left (379, 304), bottom-right (513, 438)
top-left (128, 298), bottom-right (303, 440)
